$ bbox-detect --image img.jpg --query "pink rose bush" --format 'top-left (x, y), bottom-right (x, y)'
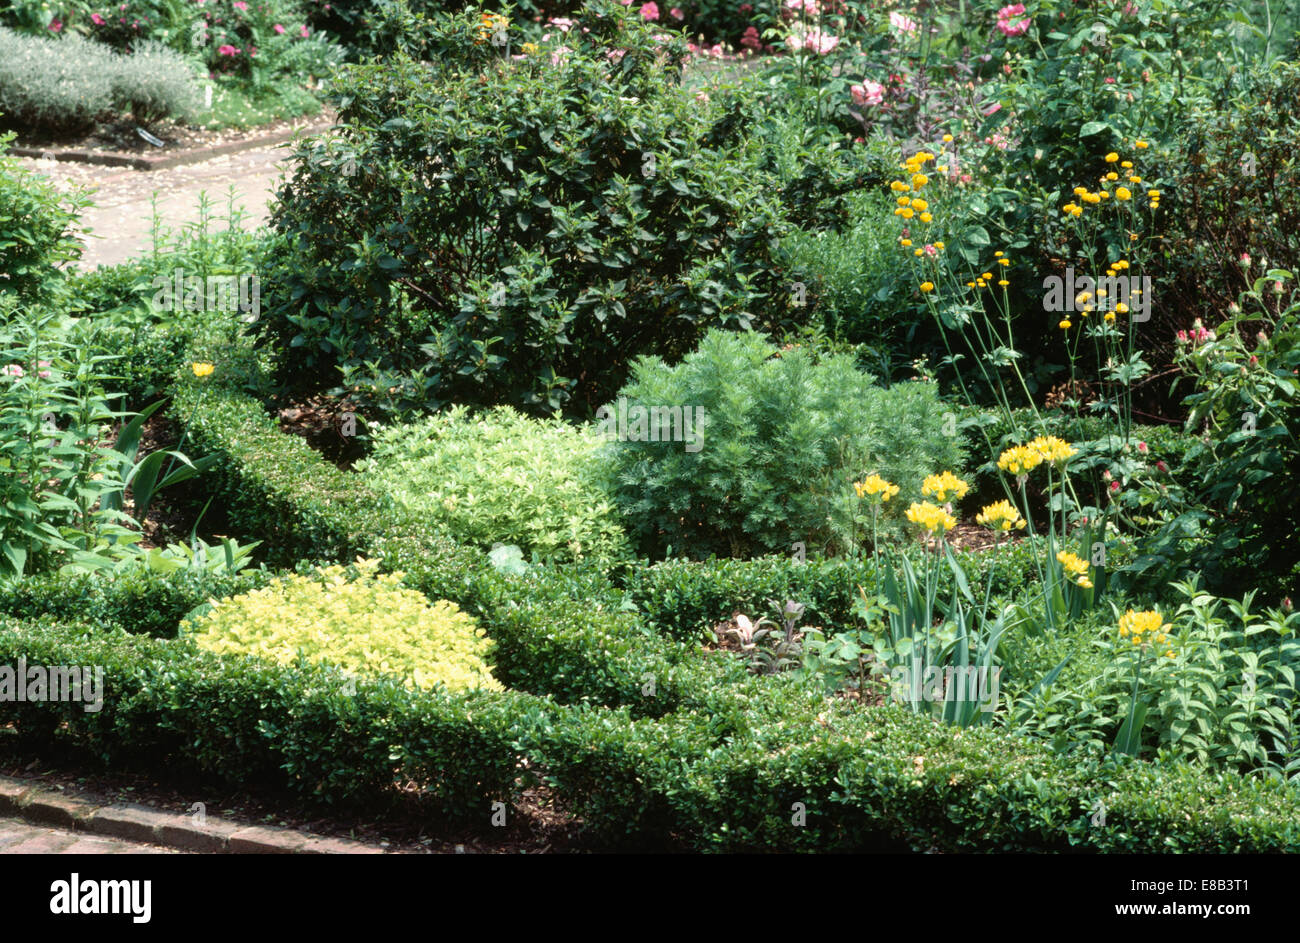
top-left (996, 3), bottom-right (1030, 36)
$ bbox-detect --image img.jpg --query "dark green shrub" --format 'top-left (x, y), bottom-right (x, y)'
top-left (601, 329), bottom-right (964, 559)
top-left (0, 131), bottom-right (86, 300)
top-left (256, 5), bottom-right (786, 419)
top-left (0, 567), bottom-right (276, 638)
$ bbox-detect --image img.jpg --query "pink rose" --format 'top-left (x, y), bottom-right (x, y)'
top-left (218, 44), bottom-right (238, 56)
top-left (48, 17), bottom-right (63, 32)
top-left (640, 1), bottom-right (659, 20)
top-left (1137, 441), bottom-right (1148, 453)
top-left (850, 80), bottom-right (884, 106)
top-left (787, 29), bottom-right (838, 54)
top-left (91, 13), bottom-right (105, 24)
top-left (299, 24), bottom-right (309, 37)
top-left (548, 16), bottom-right (575, 30)
top-left (670, 7), bottom-right (684, 19)
top-left (996, 4), bottom-right (1029, 37)
top-left (889, 11), bottom-right (918, 34)
top-left (233, 1), bottom-right (247, 9)
top-left (273, 23), bottom-right (285, 33)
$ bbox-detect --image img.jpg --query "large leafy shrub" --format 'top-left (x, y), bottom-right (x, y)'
top-left (357, 405), bottom-right (629, 564)
top-left (184, 558), bottom-right (504, 692)
top-left (601, 329), bottom-right (964, 559)
top-left (256, 4), bottom-right (786, 419)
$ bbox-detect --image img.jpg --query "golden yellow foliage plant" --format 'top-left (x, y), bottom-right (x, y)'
top-left (183, 559), bottom-right (503, 693)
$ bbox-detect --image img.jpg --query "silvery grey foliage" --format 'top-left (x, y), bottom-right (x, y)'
top-left (0, 28), bottom-right (202, 135)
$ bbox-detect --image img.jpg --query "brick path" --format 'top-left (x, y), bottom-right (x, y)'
top-left (0, 817), bottom-right (178, 854)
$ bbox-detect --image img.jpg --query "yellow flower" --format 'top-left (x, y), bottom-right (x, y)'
top-left (900, 238), bottom-right (912, 246)
top-left (901, 208), bottom-right (915, 219)
top-left (910, 198), bottom-right (928, 211)
top-left (1056, 550), bottom-right (1090, 585)
top-left (1028, 435), bottom-right (1077, 465)
top-left (906, 501), bottom-right (957, 534)
top-left (1116, 186), bottom-right (1131, 201)
top-left (897, 196), bottom-right (911, 207)
top-left (1135, 140), bottom-right (1149, 149)
top-left (997, 445), bottom-right (1042, 476)
top-left (933, 241), bottom-right (945, 250)
top-left (998, 258), bottom-right (1010, 266)
top-left (1105, 171), bottom-right (1119, 181)
top-left (994, 251), bottom-right (1004, 257)
top-left (1105, 152), bottom-right (1119, 163)
top-left (1129, 175), bottom-right (1142, 183)
top-left (919, 212), bottom-right (933, 223)
top-left (942, 133), bottom-right (954, 142)
top-left (1104, 311), bottom-right (1117, 323)
top-left (975, 500), bottom-right (1025, 532)
top-left (1059, 319), bottom-right (1071, 330)
top-left (521, 41), bottom-right (538, 54)
top-left (921, 471), bottom-right (970, 502)
top-left (854, 474), bottom-right (900, 502)
top-left (912, 173), bottom-right (929, 187)
top-left (1147, 189), bottom-right (1161, 198)
top-left (998, 279), bottom-right (1009, 286)
top-left (914, 248), bottom-right (924, 257)
top-left (1117, 609), bottom-right (1170, 649)
top-left (1120, 161), bottom-right (1133, 169)
top-left (920, 281), bottom-right (935, 292)
top-left (191, 362), bottom-right (215, 378)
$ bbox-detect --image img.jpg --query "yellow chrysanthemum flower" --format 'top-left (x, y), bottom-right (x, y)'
top-left (191, 362), bottom-right (215, 378)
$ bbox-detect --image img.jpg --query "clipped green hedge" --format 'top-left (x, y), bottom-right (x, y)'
top-left (521, 675), bottom-right (1300, 853)
top-left (0, 567), bottom-right (276, 639)
top-left (0, 617), bottom-right (529, 819)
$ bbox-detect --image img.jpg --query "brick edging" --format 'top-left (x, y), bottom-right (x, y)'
top-left (0, 775), bottom-right (384, 854)
top-left (11, 118), bottom-right (334, 172)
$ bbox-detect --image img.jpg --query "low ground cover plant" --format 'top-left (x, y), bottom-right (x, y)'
top-left (183, 558), bottom-right (504, 692)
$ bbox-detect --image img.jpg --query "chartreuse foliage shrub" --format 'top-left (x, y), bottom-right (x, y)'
top-left (602, 330), bottom-right (963, 559)
top-left (184, 559), bottom-right (503, 693)
top-left (257, 4), bottom-right (786, 419)
top-left (0, 616), bottom-right (526, 818)
top-left (357, 405), bottom-right (629, 564)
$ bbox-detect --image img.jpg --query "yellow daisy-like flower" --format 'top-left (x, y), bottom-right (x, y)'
top-left (942, 133), bottom-right (954, 143)
top-left (1129, 175), bottom-right (1142, 183)
top-left (897, 196), bottom-right (911, 207)
top-left (975, 500), bottom-right (1025, 532)
top-left (910, 198), bottom-right (928, 211)
top-left (1116, 186), bottom-right (1131, 201)
top-left (914, 248), bottom-right (924, 257)
top-left (933, 241), bottom-right (945, 250)
top-left (912, 173), bottom-right (929, 188)
top-left (1135, 140), bottom-right (1149, 149)
top-left (191, 362), bottom-right (215, 378)
top-left (919, 212), bottom-right (933, 223)
top-left (901, 208), bottom-right (915, 219)
top-left (1104, 311), bottom-right (1117, 323)
top-left (906, 501), bottom-right (957, 535)
top-left (998, 279), bottom-right (1009, 286)
top-left (854, 474), bottom-right (900, 503)
top-left (899, 238), bottom-right (912, 246)
top-left (1120, 161), bottom-right (1133, 169)
top-left (1105, 152), bottom-right (1119, 163)
top-left (1059, 319), bottom-right (1072, 329)
top-left (521, 41), bottom-right (538, 54)
top-left (920, 281), bottom-right (935, 292)
top-left (921, 471), bottom-right (970, 503)
top-left (1105, 171), bottom-right (1119, 181)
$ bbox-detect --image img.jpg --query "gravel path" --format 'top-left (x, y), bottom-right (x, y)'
top-left (18, 143), bottom-right (296, 271)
